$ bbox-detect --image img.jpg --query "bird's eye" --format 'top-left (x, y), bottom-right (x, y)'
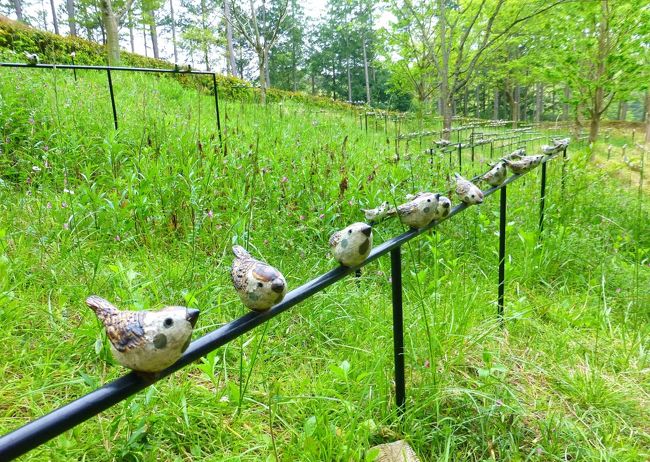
top-left (164, 318), bottom-right (174, 328)
top-left (257, 282), bottom-right (263, 288)
top-left (427, 199), bottom-right (431, 202)
top-left (471, 194), bottom-right (475, 198)
top-left (348, 229), bottom-right (352, 234)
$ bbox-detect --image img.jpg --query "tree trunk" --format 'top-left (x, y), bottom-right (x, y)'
top-left (617, 101), bottom-right (627, 121)
top-left (265, 49), bottom-right (271, 88)
top-left (645, 90), bottom-right (650, 143)
top-left (535, 83), bottom-right (543, 123)
top-left (493, 87), bottom-right (499, 120)
top-left (49, 0), bottom-right (60, 34)
top-left (224, 0), bottom-right (236, 75)
top-left (13, 0), bottom-right (23, 21)
top-left (588, 0), bottom-right (610, 145)
top-left (128, 9), bottom-right (135, 53)
top-left (438, 0), bottom-right (452, 137)
top-left (258, 52), bottom-right (267, 104)
top-left (512, 85), bottom-right (520, 128)
top-left (563, 86), bottom-right (570, 121)
top-left (100, 0), bottom-right (121, 65)
top-left (311, 72), bottom-right (315, 95)
top-left (362, 38), bottom-right (371, 104)
top-left (66, 0), bottom-right (76, 35)
top-left (346, 59), bottom-right (352, 102)
top-left (475, 85), bottom-right (480, 118)
top-left (149, 13), bottom-right (159, 59)
top-left (200, 0), bottom-right (210, 70)
top-left (169, 0), bottom-right (179, 64)
top-left (142, 21), bottom-right (148, 57)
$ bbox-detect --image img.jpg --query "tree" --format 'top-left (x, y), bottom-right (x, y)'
top-left (268, 0), bottom-right (305, 91)
top-left (230, 0), bottom-right (289, 104)
top-left (390, 0), bottom-right (565, 137)
top-left (388, 0), bottom-right (437, 106)
top-left (99, 0), bottom-right (136, 64)
top-left (224, 0), bottom-right (237, 76)
top-left (179, 0), bottom-right (220, 70)
top-left (49, 0), bottom-right (59, 34)
top-left (66, 0), bottom-right (76, 35)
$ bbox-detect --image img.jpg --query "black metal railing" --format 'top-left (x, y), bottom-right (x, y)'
top-left (0, 143), bottom-right (565, 460)
top-left (0, 62), bottom-right (223, 146)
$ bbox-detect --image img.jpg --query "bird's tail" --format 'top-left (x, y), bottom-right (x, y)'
top-left (86, 295), bottom-right (119, 323)
top-left (232, 245), bottom-right (251, 260)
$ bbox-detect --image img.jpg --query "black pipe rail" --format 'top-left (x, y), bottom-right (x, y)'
top-left (0, 148), bottom-right (563, 460)
top-left (0, 62), bottom-right (223, 146)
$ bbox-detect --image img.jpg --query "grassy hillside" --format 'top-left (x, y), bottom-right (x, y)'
top-left (0, 59), bottom-right (648, 461)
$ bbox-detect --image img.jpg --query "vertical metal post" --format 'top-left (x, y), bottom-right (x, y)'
top-left (561, 147), bottom-right (567, 194)
top-left (391, 247), bottom-right (406, 414)
top-left (106, 69), bottom-right (118, 130)
top-left (365, 113), bottom-right (368, 133)
top-left (538, 160), bottom-right (547, 234)
top-left (457, 144), bottom-right (462, 173)
top-left (211, 73), bottom-right (223, 148)
top-left (70, 55), bottom-right (77, 81)
top-left (497, 186), bottom-right (506, 325)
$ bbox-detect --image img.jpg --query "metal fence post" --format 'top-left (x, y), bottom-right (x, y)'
top-left (498, 186), bottom-right (506, 325)
top-left (391, 246), bottom-right (406, 414)
top-left (538, 160), bottom-right (547, 234)
top-left (561, 147), bottom-right (567, 195)
top-left (211, 73), bottom-right (223, 148)
top-left (106, 69), bottom-right (118, 130)
top-left (457, 144), bottom-right (462, 173)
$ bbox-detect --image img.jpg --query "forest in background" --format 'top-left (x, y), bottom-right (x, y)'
top-left (0, 0), bottom-right (648, 140)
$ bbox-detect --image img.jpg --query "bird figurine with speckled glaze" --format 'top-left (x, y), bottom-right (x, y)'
top-left (388, 193), bottom-right (440, 229)
top-left (362, 201), bottom-right (391, 222)
top-left (502, 155), bottom-right (544, 174)
top-left (231, 245), bottom-right (287, 311)
top-left (505, 148), bottom-right (526, 159)
top-left (454, 173), bottom-right (483, 205)
top-left (86, 295), bottom-right (199, 373)
top-left (434, 195), bottom-right (452, 220)
top-left (330, 222), bottom-right (373, 267)
top-left (552, 137), bottom-right (570, 148)
top-left (541, 144), bottom-right (559, 155)
top-left (480, 161), bottom-right (508, 187)
top-left (24, 52), bottom-right (39, 65)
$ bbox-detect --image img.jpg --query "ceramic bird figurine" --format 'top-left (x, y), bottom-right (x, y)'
top-left (362, 201), bottom-right (391, 222)
top-left (454, 173), bottom-right (484, 205)
top-left (86, 295), bottom-right (199, 373)
top-left (231, 245), bottom-right (287, 311)
top-left (388, 193), bottom-right (440, 229)
top-left (434, 195), bottom-right (452, 220)
top-left (505, 148), bottom-right (526, 159)
top-left (552, 137), bottom-right (570, 148)
top-left (480, 160), bottom-right (508, 187)
top-left (541, 144), bottom-right (558, 155)
top-left (329, 222), bottom-right (373, 267)
top-left (502, 155), bottom-right (544, 174)
top-left (24, 52), bottom-right (39, 66)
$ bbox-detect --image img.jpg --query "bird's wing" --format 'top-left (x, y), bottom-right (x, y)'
top-left (397, 201), bottom-right (418, 216)
top-left (105, 311), bottom-right (146, 352)
top-left (329, 231), bottom-right (342, 247)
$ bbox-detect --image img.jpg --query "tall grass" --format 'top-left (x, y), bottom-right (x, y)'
top-left (0, 66), bottom-right (648, 461)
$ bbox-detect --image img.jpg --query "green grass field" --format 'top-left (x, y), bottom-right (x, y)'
top-left (0, 65), bottom-right (648, 461)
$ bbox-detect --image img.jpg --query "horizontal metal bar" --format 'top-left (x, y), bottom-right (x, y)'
top-left (0, 150), bottom-right (561, 461)
top-left (0, 62), bottom-right (215, 75)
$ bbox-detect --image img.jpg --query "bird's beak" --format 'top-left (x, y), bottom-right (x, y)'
top-left (271, 279), bottom-right (285, 294)
top-left (361, 226), bottom-right (372, 237)
top-left (186, 309), bottom-right (200, 327)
